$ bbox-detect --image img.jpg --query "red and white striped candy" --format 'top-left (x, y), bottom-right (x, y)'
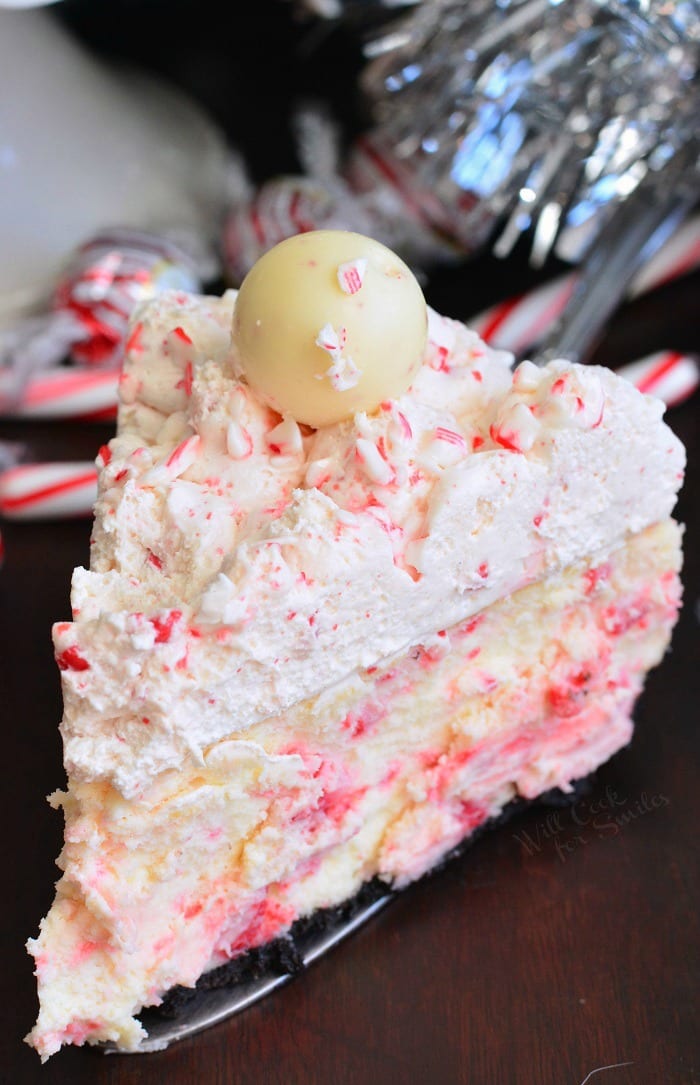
top-left (0, 366), bottom-right (119, 421)
top-left (52, 229), bottom-right (201, 367)
top-left (346, 132), bottom-right (473, 257)
top-left (630, 215), bottom-right (700, 296)
top-left (470, 214), bottom-right (700, 355)
top-left (223, 176), bottom-right (374, 285)
top-left (617, 351), bottom-right (699, 408)
top-left (0, 462), bottom-right (98, 520)
top-left (470, 276), bottom-right (576, 356)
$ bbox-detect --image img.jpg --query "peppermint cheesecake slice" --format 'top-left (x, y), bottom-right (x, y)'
top-left (27, 232), bottom-right (684, 1059)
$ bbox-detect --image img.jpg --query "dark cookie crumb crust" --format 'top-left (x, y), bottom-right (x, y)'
top-left (148, 775), bottom-right (593, 1022)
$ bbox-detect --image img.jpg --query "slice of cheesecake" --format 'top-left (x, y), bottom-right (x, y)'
top-left (26, 232), bottom-right (684, 1059)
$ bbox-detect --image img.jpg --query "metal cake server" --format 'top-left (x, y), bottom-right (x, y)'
top-left (523, 142), bottom-right (700, 368)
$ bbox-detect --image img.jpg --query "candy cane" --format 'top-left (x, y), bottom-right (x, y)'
top-left (471, 276), bottom-right (576, 356)
top-left (0, 366), bottom-right (119, 421)
top-left (617, 351), bottom-right (699, 408)
top-left (0, 463), bottom-right (98, 520)
top-left (470, 214), bottom-right (700, 355)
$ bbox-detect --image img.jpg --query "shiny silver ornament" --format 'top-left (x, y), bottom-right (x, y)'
top-left (358, 0), bottom-right (700, 264)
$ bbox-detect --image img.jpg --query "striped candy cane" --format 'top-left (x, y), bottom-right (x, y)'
top-left (618, 351), bottom-right (700, 408)
top-left (0, 462), bottom-right (98, 520)
top-left (0, 366), bottom-right (119, 421)
top-left (470, 215), bottom-right (700, 356)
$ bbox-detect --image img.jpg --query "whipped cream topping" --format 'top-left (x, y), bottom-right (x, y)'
top-left (58, 290), bottom-right (685, 797)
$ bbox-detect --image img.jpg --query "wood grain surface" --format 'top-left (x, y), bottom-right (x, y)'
top-left (2, 5), bottom-right (699, 1082)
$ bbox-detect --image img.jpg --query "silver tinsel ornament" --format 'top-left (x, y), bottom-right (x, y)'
top-left (354, 0), bottom-right (700, 265)
top-left (227, 0), bottom-right (699, 282)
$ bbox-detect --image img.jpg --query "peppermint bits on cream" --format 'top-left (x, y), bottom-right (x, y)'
top-left (337, 258), bottom-right (367, 295)
top-left (314, 323), bottom-right (361, 391)
top-left (232, 230), bottom-right (428, 428)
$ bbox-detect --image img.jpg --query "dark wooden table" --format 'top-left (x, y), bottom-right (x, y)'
top-left (1, 253), bottom-right (698, 1085)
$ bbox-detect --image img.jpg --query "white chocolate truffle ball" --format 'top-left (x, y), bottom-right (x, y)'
top-left (232, 230), bottom-right (428, 427)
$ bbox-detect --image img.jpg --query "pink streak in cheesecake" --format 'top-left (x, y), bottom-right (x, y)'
top-left (341, 697), bottom-right (389, 738)
top-left (224, 899), bottom-right (297, 957)
top-left (64, 1020), bottom-right (104, 1044)
top-left (150, 609), bottom-right (183, 644)
top-left (69, 939), bottom-right (111, 968)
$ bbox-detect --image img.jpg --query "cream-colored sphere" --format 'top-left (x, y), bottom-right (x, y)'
top-left (232, 230), bottom-right (428, 427)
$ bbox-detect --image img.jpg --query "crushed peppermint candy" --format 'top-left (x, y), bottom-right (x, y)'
top-left (490, 400), bottom-right (540, 453)
top-left (138, 435), bottom-right (202, 486)
top-left (512, 360), bottom-right (541, 392)
top-left (434, 426), bottom-right (467, 449)
top-left (316, 323), bottom-right (347, 355)
top-left (355, 437), bottom-right (394, 486)
top-left (337, 258), bottom-right (367, 296)
top-left (164, 435), bottom-right (201, 477)
top-left (543, 366), bottom-right (605, 429)
top-left (266, 416), bottom-right (303, 456)
top-left (326, 355), bottom-right (361, 392)
top-left (428, 425), bottom-right (469, 468)
top-left (226, 421), bottom-right (254, 460)
top-left (315, 323), bottom-right (361, 392)
top-left (305, 457), bottom-right (334, 489)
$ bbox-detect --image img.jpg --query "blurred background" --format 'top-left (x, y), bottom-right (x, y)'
top-left (56, 0), bottom-right (366, 180)
top-left (2, 0), bottom-right (699, 360)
